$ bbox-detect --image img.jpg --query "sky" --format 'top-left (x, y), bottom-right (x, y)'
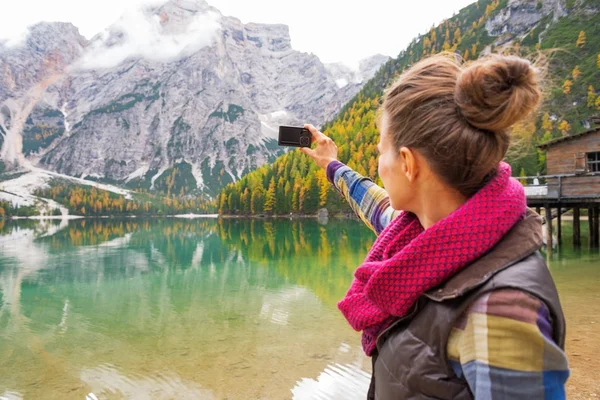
top-left (0, 0), bottom-right (475, 69)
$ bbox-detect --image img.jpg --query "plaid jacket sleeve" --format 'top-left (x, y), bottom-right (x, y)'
top-left (447, 288), bottom-right (570, 399)
top-left (326, 160), bottom-right (401, 235)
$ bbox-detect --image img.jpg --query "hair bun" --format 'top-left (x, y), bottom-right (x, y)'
top-left (454, 54), bottom-right (541, 134)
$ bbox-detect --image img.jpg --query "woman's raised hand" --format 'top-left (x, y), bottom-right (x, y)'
top-left (299, 124), bottom-right (339, 170)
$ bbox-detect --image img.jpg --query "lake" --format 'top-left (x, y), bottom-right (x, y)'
top-left (0, 217), bottom-right (598, 399)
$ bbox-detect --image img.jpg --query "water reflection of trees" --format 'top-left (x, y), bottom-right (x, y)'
top-left (215, 218), bottom-right (374, 305)
top-left (1, 218), bottom-right (375, 305)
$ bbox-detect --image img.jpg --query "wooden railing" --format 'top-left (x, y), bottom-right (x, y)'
top-left (518, 172), bottom-right (600, 200)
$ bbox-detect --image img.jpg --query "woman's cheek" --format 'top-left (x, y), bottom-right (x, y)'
top-left (377, 156), bottom-right (385, 180)
top-left (378, 155), bottom-right (390, 183)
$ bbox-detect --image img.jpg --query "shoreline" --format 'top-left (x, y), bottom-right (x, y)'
top-left (218, 213), bottom-right (358, 220)
top-left (1, 213), bottom-right (358, 221)
top-left (2, 212), bottom-right (591, 222)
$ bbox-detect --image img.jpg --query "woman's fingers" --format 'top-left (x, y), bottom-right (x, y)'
top-left (304, 124), bottom-right (329, 144)
top-left (301, 123), bottom-right (338, 169)
top-left (300, 146), bottom-right (314, 155)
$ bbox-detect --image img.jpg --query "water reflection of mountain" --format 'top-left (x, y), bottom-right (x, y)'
top-left (0, 218), bottom-right (374, 399)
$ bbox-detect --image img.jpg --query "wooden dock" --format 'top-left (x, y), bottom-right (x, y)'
top-left (523, 172), bottom-right (600, 249)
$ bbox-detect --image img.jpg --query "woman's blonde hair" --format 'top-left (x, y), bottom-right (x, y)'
top-left (380, 52), bottom-right (541, 197)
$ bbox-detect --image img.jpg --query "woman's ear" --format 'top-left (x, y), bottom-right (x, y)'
top-left (399, 147), bottom-right (419, 183)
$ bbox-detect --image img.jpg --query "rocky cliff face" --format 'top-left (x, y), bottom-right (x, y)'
top-left (0, 0), bottom-right (388, 196)
top-left (0, 22), bottom-right (88, 102)
top-left (0, 23), bottom-right (87, 167)
top-left (484, 0), bottom-right (568, 39)
top-left (325, 54), bottom-right (391, 89)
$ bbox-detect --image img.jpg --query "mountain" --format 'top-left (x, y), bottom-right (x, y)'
top-left (215, 0), bottom-right (600, 216)
top-left (0, 0), bottom-right (389, 198)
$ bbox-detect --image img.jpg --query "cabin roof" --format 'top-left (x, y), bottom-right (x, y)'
top-left (537, 125), bottom-right (600, 150)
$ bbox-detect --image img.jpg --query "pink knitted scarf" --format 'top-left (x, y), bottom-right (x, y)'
top-left (337, 162), bottom-right (526, 356)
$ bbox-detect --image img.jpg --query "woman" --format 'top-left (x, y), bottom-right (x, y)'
top-left (301, 53), bottom-right (569, 399)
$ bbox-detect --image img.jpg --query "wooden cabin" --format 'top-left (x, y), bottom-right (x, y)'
top-left (531, 117), bottom-right (600, 249)
top-left (537, 121), bottom-right (600, 199)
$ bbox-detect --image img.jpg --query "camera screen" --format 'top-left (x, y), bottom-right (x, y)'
top-left (279, 127), bottom-right (303, 142)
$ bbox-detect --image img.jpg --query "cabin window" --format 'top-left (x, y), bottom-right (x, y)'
top-left (588, 152), bottom-right (600, 172)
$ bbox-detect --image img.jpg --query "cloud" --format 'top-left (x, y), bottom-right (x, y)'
top-left (1, 28), bottom-right (30, 49)
top-left (75, 3), bottom-right (221, 70)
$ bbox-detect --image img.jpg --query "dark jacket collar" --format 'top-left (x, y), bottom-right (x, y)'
top-left (425, 208), bottom-right (543, 302)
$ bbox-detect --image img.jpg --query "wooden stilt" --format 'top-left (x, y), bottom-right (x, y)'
top-left (556, 207), bottom-right (562, 245)
top-left (573, 207), bottom-right (581, 248)
top-left (589, 207), bottom-right (595, 248)
top-left (545, 205), bottom-right (553, 251)
top-left (594, 206), bottom-right (600, 249)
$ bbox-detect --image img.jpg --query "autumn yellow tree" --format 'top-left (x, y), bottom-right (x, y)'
top-left (562, 79), bottom-right (573, 95)
top-left (264, 178), bottom-right (276, 213)
top-left (597, 54), bottom-right (600, 69)
top-left (453, 28), bottom-right (461, 44)
top-left (541, 112), bottom-right (553, 133)
top-left (596, 96), bottom-right (600, 111)
top-left (558, 120), bottom-right (571, 136)
top-left (442, 26), bottom-right (451, 51)
top-left (429, 28), bottom-right (436, 46)
top-left (423, 36), bottom-right (431, 49)
top-left (572, 65), bottom-right (581, 80)
top-left (588, 85), bottom-right (597, 108)
top-left (316, 169), bottom-right (329, 207)
top-left (507, 119), bottom-right (536, 160)
top-left (218, 193), bottom-right (227, 213)
top-left (576, 31), bottom-right (586, 48)
top-left (519, 168), bottom-right (527, 185)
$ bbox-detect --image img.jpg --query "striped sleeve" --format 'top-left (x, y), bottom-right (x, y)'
top-left (447, 288), bottom-right (570, 399)
top-left (326, 160), bottom-right (401, 236)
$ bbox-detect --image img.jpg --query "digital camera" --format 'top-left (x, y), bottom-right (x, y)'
top-left (278, 126), bottom-right (312, 147)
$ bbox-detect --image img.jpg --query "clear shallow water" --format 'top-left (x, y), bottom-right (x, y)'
top-left (0, 217), bottom-right (597, 399)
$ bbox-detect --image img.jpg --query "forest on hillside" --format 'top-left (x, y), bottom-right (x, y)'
top-left (216, 0), bottom-right (600, 216)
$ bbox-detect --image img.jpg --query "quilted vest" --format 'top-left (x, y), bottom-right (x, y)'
top-left (367, 210), bottom-right (566, 399)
